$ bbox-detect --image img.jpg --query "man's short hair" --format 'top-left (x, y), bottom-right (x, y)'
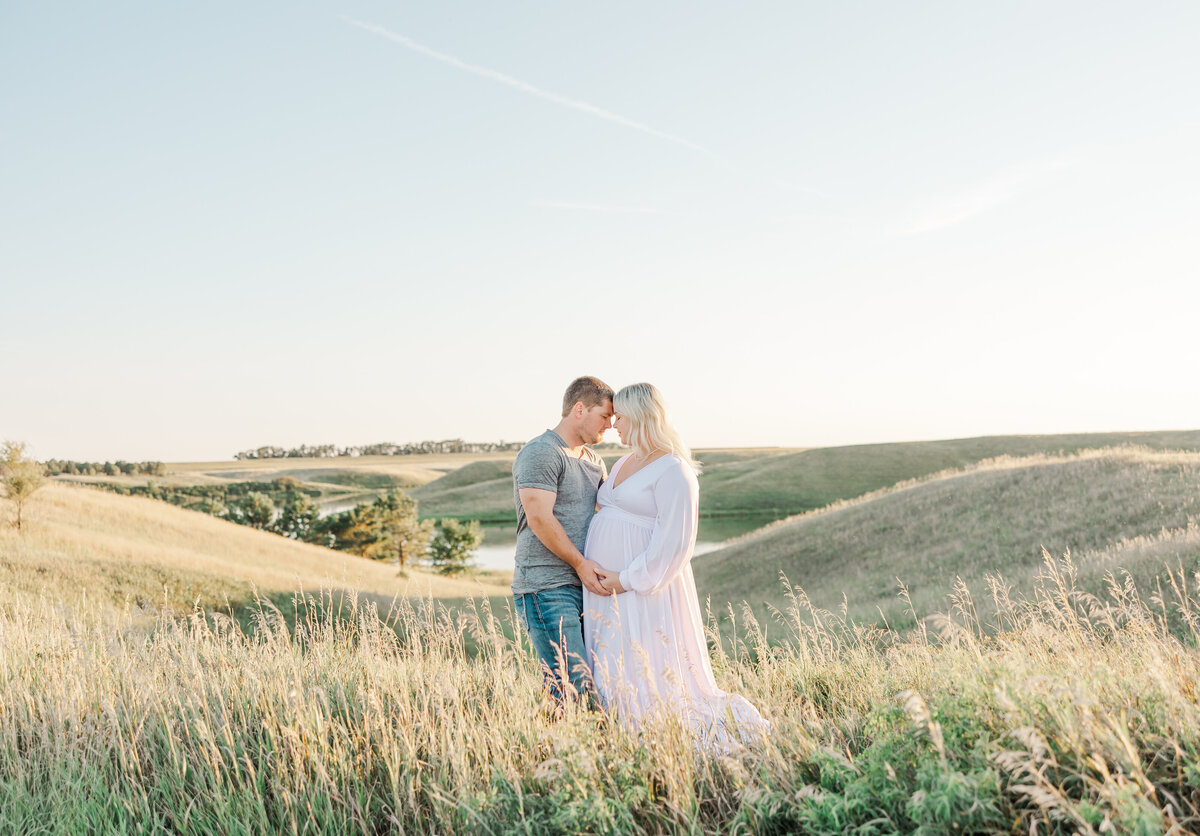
top-left (562, 376), bottom-right (615, 417)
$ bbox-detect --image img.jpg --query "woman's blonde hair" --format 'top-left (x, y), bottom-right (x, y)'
top-left (614, 383), bottom-right (701, 474)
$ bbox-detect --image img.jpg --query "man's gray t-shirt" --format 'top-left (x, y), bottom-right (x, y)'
top-left (511, 430), bottom-right (607, 594)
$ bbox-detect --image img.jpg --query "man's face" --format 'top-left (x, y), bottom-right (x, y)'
top-left (583, 400), bottom-right (614, 444)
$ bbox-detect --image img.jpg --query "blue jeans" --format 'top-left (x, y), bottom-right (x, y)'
top-left (514, 585), bottom-right (591, 704)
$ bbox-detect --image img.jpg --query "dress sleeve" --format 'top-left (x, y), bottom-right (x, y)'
top-left (618, 459), bottom-right (699, 595)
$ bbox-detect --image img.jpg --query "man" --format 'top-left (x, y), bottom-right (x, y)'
top-left (512, 375), bottom-right (614, 705)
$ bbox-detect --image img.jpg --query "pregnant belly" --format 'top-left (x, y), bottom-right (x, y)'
top-left (584, 513), bottom-right (652, 572)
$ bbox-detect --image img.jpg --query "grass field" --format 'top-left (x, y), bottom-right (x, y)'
top-left (7, 434), bottom-right (1200, 831)
top-left (3, 551), bottom-right (1199, 832)
top-left (694, 446), bottom-right (1200, 632)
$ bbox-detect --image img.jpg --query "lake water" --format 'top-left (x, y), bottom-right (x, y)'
top-left (318, 495), bottom-right (379, 517)
top-left (468, 513), bottom-right (786, 572)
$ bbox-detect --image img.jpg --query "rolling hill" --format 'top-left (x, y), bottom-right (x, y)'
top-left (693, 446), bottom-right (1200, 631)
top-left (0, 484), bottom-right (512, 614)
top-left (696, 429), bottom-right (1200, 515)
top-left (408, 447), bottom-right (800, 521)
top-left (412, 430), bottom-right (1200, 523)
top-left (26, 433), bottom-right (1200, 632)
top-left (410, 460), bottom-right (516, 521)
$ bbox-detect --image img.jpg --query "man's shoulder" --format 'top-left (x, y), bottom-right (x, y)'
top-left (513, 431), bottom-right (566, 477)
top-left (516, 431), bottom-right (565, 459)
top-left (526, 429), bottom-right (565, 447)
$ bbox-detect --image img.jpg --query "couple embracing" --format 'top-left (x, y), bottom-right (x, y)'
top-left (512, 376), bottom-right (767, 748)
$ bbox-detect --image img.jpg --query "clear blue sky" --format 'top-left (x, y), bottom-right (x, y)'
top-left (3, 3), bottom-right (1198, 461)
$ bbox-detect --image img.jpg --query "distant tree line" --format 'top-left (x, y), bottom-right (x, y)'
top-left (100, 477), bottom-right (317, 518)
top-left (90, 479), bottom-right (480, 575)
top-left (44, 459), bottom-right (166, 476)
top-left (232, 440), bottom-right (524, 460)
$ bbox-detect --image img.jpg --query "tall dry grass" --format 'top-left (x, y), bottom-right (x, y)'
top-left (3, 553), bottom-right (1200, 833)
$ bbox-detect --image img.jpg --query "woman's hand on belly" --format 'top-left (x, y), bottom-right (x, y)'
top-left (596, 569), bottom-right (627, 595)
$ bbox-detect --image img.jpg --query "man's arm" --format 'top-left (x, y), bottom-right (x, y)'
top-left (519, 487), bottom-right (607, 595)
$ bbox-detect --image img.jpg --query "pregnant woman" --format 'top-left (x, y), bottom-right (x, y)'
top-left (584, 382), bottom-right (768, 748)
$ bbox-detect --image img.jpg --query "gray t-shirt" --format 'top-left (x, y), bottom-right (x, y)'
top-left (511, 429), bottom-right (607, 594)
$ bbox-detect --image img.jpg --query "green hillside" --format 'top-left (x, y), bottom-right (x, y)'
top-left (411, 460), bottom-right (515, 522)
top-left (693, 447), bottom-right (1200, 631)
top-left (697, 429), bottom-right (1200, 515)
top-left (413, 459), bottom-right (511, 490)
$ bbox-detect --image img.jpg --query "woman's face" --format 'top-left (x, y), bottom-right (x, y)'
top-left (613, 412), bottom-right (631, 445)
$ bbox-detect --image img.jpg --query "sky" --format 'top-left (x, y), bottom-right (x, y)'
top-left (2, 2), bottom-right (1198, 461)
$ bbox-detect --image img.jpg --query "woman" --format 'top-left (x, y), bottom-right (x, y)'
top-left (583, 382), bottom-right (768, 748)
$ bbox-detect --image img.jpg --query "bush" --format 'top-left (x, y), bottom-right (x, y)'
top-left (428, 519), bottom-right (482, 575)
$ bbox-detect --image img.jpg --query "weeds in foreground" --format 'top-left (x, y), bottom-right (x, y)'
top-left (2, 553), bottom-right (1200, 834)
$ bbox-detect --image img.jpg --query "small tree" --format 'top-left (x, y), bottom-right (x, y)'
top-left (1, 441), bottom-right (46, 531)
top-left (373, 490), bottom-right (434, 574)
top-left (428, 519), bottom-right (483, 576)
top-left (339, 490), bottom-right (433, 574)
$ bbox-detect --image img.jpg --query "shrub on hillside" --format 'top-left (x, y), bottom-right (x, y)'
top-left (428, 519), bottom-right (482, 575)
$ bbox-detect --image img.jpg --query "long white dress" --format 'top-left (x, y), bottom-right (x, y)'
top-left (583, 453), bottom-right (768, 748)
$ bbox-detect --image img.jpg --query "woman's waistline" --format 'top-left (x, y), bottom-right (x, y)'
top-left (595, 505), bottom-right (655, 530)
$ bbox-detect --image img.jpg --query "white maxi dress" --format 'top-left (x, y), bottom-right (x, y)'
top-left (583, 453), bottom-right (768, 747)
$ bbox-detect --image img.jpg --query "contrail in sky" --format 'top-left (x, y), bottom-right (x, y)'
top-left (345, 18), bottom-right (720, 160)
top-left (890, 157), bottom-right (1079, 238)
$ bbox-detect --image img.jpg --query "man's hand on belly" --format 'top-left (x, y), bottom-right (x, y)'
top-left (519, 487), bottom-right (606, 595)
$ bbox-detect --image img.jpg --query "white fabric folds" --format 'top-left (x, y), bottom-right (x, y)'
top-left (583, 453), bottom-right (769, 750)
